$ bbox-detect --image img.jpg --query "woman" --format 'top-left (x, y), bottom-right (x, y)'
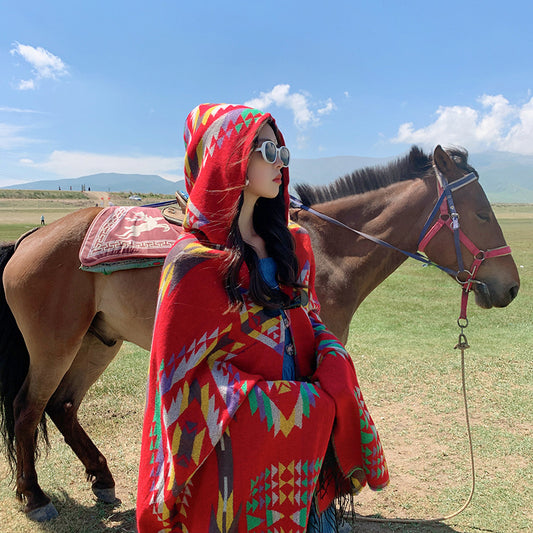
top-left (136, 103), bottom-right (388, 532)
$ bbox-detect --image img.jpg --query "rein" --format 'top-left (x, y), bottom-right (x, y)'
top-left (141, 199), bottom-right (179, 208)
top-left (291, 168), bottom-right (512, 525)
top-left (290, 167), bottom-right (512, 323)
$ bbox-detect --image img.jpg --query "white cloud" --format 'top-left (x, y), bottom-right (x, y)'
top-left (0, 122), bottom-right (38, 149)
top-left (245, 84), bottom-right (335, 128)
top-left (17, 79), bottom-right (36, 91)
top-left (0, 106), bottom-right (41, 114)
top-left (392, 94), bottom-right (533, 154)
top-left (296, 134), bottom-right (309, 150)
top-left (502, 98), bottom-right (533, 154)
top-left (20, 150), bottom-right (183, 181)
top-left (10, 42), bottom-right (68, 90)
top-left (317, 98), bottom-right (336, 116)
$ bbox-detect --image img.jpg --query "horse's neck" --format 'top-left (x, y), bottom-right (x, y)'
top-left (360, 178), bottom-right (435, 253)
top-left (310, 177), bottom-right (435, 318)
top-left (329, 176), bottom-right (432, 241)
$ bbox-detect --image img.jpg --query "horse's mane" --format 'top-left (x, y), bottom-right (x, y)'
top-left (294, 145), bottom-right (475, 206)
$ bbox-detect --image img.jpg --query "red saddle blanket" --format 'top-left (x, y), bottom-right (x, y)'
top-left (79, 206), bottom-right (182, 269)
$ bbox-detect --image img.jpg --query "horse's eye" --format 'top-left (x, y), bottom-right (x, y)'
top-left (476, 212), bottom-right (491, 222)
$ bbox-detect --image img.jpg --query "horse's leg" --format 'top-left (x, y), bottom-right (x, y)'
top-left (13, 352), bottom-right (79, 520)
top-left (45, 333), bottom-right (123, 503)
top-left (4, 225), bottom-right (100, 520)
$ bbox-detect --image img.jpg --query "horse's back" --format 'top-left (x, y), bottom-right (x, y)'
top-left (6, 207), bottom-right (99, 279)
top-left (17, 206), bottom-right (101, 254)
top-left (4, 208), bottom-right (103, 344)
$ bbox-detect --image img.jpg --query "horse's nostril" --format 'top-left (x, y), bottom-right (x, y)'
top-left (509, 284), bottom-right (519, 301)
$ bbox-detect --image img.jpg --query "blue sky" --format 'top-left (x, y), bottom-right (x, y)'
top-left (1, 0), bottom-right (533, 187)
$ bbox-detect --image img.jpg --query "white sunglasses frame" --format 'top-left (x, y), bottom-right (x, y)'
top-left (254, 140), bottom-right (290, 167)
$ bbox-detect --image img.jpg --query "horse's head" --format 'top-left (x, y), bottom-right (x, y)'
top-left (421, 145), bottom-right (520, 309)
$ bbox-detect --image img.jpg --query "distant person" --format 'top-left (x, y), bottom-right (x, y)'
top-left (40, 215), bottom-right (45, 226)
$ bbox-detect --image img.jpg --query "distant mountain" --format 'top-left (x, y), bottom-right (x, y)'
top-left (3, 151), bottom-right (532, 202)
top-left (468, 151), bottom-right (533, 203)
top-left (1, 172), bottom-right (185, 195)
top-left (290, 152), bottom-right (533, 203)
top-left (289, 155), bottom-right (395, 186)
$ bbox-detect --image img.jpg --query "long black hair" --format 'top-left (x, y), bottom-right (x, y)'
top-left (223, 121), bottom-right (301, 310)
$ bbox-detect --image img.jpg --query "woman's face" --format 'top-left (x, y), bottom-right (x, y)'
top-left (245, 123), bottom-right (284, 201)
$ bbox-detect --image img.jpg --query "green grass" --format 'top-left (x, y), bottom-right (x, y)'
top-left (0, 204), bottom-right (530, 532)
top-left (0, 223), bottom-right (37, 242)
top-left (0, 190), bottom-right (87, 200)
top-left (345, 211), bottom-right (532, 532)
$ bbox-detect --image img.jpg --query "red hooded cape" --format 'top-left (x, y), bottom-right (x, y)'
top-left (136, 104), bottom-right (388, 532)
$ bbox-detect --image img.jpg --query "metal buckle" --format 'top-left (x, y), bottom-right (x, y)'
top-left (455, 270), bottom-right (473, 285)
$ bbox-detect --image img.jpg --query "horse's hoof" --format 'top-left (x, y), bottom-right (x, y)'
top-left (92, 486), bottom-right (117, 503)
top-left (26, 501), bottom-right (59, 522)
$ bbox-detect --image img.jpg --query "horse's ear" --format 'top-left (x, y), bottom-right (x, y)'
top-left (433, 145), bottom-right (461, 180)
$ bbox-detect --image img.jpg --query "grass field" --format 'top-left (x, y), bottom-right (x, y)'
top-left (0, 189), bottom-right (175, 233)
top-left (0, 199), bottom-right (530, 532)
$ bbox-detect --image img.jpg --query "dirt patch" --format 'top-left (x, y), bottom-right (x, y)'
top-left (0, 386), bottom-right (520, 532)
top-left (351, 397), bottom-right (474, 521)
top-left (85, 190), bottom-right (111, 206)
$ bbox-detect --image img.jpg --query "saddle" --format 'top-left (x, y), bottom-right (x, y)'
top-left (161, 190), bottom-right (188, 226)
top-left (79, 191), bottom-right (188, 274)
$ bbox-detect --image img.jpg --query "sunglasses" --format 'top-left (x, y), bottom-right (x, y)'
top-left (255, 140), bottom-right (290, 167)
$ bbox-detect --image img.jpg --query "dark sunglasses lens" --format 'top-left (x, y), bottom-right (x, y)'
top-left (280, 146), bottom-right (290, 166)
top-left (264, 141), bottom-right (277, 163)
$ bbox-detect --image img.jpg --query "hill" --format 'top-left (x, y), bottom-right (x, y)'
top-left (1, 172), bottom-right (185, 195)
top-left (468, 151), bottom-right (533, 203)
top-left (289, 155), bottom-right (395, 185)
top-left (290, 152), bottom-right (533, 203)
top-left (2, 151), bottom-right (532, 202)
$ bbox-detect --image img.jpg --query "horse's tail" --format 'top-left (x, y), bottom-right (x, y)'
top-left (0, 242), bottom-right (48, 475)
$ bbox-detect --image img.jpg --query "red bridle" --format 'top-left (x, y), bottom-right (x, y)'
top-left (417, 168), bottom-right (512, 322)
top-left (290, 166), bottom-right (512, 323)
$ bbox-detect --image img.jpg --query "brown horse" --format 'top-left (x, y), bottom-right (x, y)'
top-left (0, 146), bottom-right (519, 521)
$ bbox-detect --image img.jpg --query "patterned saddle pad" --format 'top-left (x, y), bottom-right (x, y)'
top-left (79, 206), bottom-right (182, 273)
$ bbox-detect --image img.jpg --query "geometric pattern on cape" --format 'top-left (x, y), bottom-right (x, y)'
top-left (184, 105), bottom-right (264, 189)
top-left (355, 384), bottom-right (388, 481)
top-left (248, 381), bottom-right (321, 438)
top-left (184, 198), bottom-right (209, 231)
top-left (148, 325), bottom-right (247, 517)
top-left (157, 239), bottom-right (216, 311)
top-left (246, 458), bottom-right (323, 532)
top-left (240, 295), bottom-right (285, 357)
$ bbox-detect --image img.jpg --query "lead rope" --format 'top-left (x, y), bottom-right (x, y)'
top-left (350, 314), bottom-right (476, 526)
top-left (290, 177), bottom-right (507, 526)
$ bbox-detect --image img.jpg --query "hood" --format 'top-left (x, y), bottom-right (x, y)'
top-left (183, 103), bottom-right (290, 246)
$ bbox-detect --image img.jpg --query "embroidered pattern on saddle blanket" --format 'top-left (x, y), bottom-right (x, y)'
top-left (79, 206), bottom-right (182, 267)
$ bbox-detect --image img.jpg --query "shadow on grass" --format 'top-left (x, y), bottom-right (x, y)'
top-left (22, 494), bottom-right (498, 533)
top-left (342, 515), bottom-right (490, 532)
top-left (32, 491), bottom-right (136, 533)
